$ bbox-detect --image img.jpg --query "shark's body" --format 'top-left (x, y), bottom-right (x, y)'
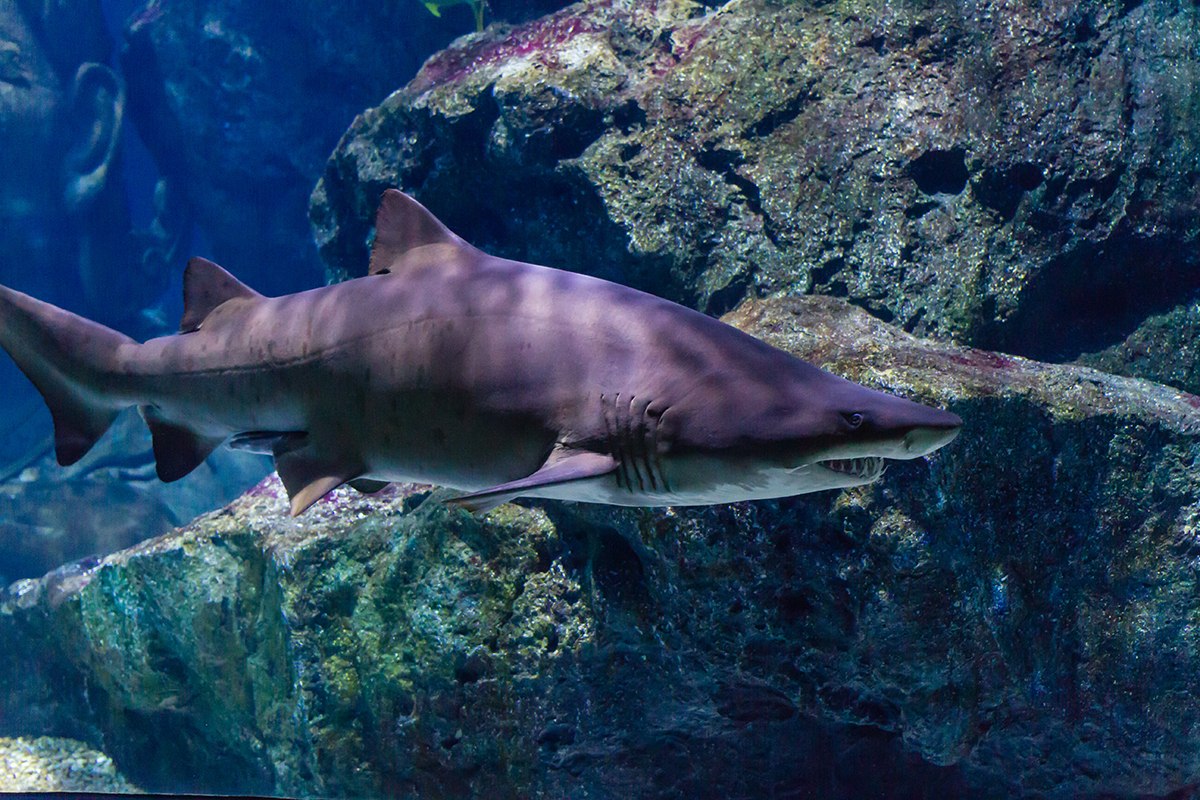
top-left (0, 190), bottom-right (961, 515)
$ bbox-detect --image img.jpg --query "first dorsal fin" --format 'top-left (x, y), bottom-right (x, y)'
top-left (368, 189), bottom-right (469, 276)
top-left (180, 257), bottom-right (263, 333)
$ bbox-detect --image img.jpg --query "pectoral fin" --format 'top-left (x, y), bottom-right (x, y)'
top-left (446, 448), bottom-right (618, 514)
top-left (274, 447), bottom-right (365, 517)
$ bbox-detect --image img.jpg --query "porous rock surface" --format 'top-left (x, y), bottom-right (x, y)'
top-left (1, 295), bottom-right (1198, 799)
top-left (312, 0), bottom-right (1200, 382)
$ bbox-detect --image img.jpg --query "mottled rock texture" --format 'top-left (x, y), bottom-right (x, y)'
top-left (0, 735), bottom-right (141, 793)
top-left (2, 296), bottom-right (1198, 799)
top-left (1077, 302), bottom-right (1200, 394)
top-left (120, 0), bottom-right (570, 295)
top-left (312, 0), bottom-right (1200, 384)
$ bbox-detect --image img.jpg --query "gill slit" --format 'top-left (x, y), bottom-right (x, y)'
top-left (602, 392), bottom-right (670, 495)
top-left (649, 403), bottom-right (670, 493)
top-left (625, 395), bottom-right (649, 492)
top-left (633, 396), bottom-right (661, 492)
top-left (602, 392), bottom-right (630, 490)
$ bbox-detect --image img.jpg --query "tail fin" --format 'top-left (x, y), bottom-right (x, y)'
top-left (0, 284), bottom-right (136, 465)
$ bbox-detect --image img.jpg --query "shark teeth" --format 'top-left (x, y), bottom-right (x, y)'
top-left (820, 457), bottom-right (885, 481)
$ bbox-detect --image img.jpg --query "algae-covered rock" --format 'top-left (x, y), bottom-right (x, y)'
top-left (1, 295), bottom-right (1198, 799)
top-left (312, 0), bottom-right (1200, 380)
top-left (1076, 303), bottom-right (1200, 395)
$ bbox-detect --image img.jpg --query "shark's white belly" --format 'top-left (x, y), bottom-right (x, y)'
top-left (521, 455), bottom-right (878, 506)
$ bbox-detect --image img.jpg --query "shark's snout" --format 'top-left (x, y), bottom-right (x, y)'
top-left (901, 422), bottom-right (961, 458)
top-left (808, 400), bottom-right (962, 464)
top-left (893, 402), bottom-right (962, 457)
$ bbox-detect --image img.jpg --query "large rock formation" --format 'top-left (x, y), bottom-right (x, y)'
top-left (312, 0), bottom-right (1200, 384)
top-left (2, 295), bottom-right (1198, 799)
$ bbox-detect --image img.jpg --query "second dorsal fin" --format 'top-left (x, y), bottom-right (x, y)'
top-left (180, 257), bottom-right (264, 333)
top-left (368, 189), bottom-right (470, 276)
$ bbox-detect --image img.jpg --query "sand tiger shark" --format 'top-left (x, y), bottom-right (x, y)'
top-left (0, 190), bottom-right (961, 516)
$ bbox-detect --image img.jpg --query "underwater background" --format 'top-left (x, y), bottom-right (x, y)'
top-left (1, 0), bottom-right (1199, 797)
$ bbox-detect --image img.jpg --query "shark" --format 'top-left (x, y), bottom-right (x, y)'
top-left (0, 189), bottom-right (962, 516)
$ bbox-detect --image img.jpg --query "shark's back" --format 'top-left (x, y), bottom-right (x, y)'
top-left (347, 235), bottom-right (818, 449)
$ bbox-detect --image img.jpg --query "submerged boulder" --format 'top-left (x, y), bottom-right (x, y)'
top-left (1, 294), bottom-right (1198, 799)
top-left (312, 0), bottom-right (1200, 385)
top-left (0, 412), bottom-right (270, 585)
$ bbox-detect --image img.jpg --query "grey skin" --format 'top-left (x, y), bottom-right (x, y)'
top-left (0, 190), bottom-right (962, 516)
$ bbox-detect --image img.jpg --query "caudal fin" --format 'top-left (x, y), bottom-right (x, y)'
top-left (0, 285), bottom-right (136, 465)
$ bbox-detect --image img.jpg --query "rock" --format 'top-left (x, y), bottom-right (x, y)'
top-left (0, 411), bottom-right (271, 584)
top-left (120, 0), bottom-right (571, 296)
top-left (0, 735), bottom-right (141, 793)
top-left (312, 0), bottom-right (1200, 377)
top-left (0, 477), bottom-right (175, 586)
top-left (1076, 303), bottom-right (1200, 395)
top-left (2, 294), bottom-right (1197, 798)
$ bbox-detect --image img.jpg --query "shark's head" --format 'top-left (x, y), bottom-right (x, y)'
top-left (662, 363), bottom-right (963, 503)
top-left (787, 371), bottom-right (963, 489)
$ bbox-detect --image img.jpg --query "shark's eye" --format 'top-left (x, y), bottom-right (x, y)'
top-left (841, 412), bottom-right (864, 428)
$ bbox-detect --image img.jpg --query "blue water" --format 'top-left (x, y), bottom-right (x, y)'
top-left (0, 0), bottom-right (494, 583)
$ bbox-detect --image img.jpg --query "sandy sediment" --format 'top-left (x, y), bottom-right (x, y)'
top-left (0, 736), bottom-right (141, 793)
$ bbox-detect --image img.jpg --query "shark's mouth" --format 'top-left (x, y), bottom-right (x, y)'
top-left (819, 456), bottom-right (886, 481)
